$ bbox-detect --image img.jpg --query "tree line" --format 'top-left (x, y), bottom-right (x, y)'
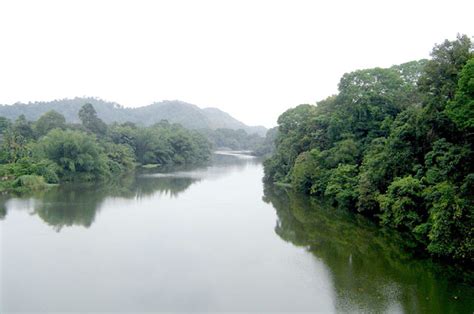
top-left (264, 35), bottom-right (473, 263)
top-left (0, 103), bottom-right (211, 192)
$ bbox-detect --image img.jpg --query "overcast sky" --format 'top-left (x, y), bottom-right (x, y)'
top-left (0, 0), bottom-right (472, 127)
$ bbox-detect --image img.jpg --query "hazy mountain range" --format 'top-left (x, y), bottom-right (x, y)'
top-left (0, 97), bottom-right (267, 136)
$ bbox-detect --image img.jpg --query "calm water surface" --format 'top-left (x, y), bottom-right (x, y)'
top-left (1, 152), bottom-right (473, 313)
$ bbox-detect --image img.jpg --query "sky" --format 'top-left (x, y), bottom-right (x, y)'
top-left (0, 0), bottom-right (472, 128)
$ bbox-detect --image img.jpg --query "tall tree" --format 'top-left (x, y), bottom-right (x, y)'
top-left (418, 34), bottom-right (473, 111)
top-left (445, 58), bottom-right (474, 132)
top-left (78, 103), bottom-right (107, 136)
top-left (35, 110), bottom-right (66, 137)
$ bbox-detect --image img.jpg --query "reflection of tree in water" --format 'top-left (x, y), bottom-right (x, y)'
top-left (1, 152), bottom-right (257, 230)
top-left (139, 152), bottom-right (262, 181)
top-left (133, 176), bottom-right (198, 199)
top-left (2, 173), bottom-right (199, 231)
top-left (211, 152), bottom-right (261, 167)
top-left (263, 184), bottom-right (474, 314)
top-left (35, 185), bottom-right (101, 231)
top-left (0, 195), bottom-right (7, 219)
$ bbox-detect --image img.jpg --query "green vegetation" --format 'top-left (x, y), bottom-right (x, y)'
top-left (253, 127), bottom-right (278, 157)
top-left (264, 35), bottom-right (474, 263)
top-left (0, 104), bottom-right (211, 192)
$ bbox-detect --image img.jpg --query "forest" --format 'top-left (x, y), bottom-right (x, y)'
top-left (264, 35), bottom-right (473, 264)
top-left (0, 103), bottom-right (211, 192)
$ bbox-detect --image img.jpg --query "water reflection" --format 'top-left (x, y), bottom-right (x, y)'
top-left (1, 176), bottom-right (197, 231)
top-left (1, 154), bottom-right (473, 313)
top-left (0, 152), bottom-right (259, 231)
top-left (0, 198), bottom-right (7, 219)
top-left (263, 184), bottom-right (474, 314)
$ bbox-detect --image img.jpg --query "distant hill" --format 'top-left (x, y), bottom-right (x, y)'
top-left (0, 97), bottom-right (267, 136)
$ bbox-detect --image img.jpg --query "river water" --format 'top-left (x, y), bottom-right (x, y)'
top-left (1, 152), bottom-right (472, 313)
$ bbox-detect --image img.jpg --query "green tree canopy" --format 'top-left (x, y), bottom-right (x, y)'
top-left (79, 103), bottom-right (108, 136)
top-left (34, 110), bottom-right (66, 137)
top-left (36, 129), bottom-right (110, 180)
top-left (445, 58), bottom-right (474, 131)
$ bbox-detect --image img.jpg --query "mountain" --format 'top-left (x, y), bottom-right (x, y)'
top-left (201, 108), bottom-right (267, 136)
top-left (0, 97), bottom-right (267, 136)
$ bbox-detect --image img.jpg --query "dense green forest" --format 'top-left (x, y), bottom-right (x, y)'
top-left (264, 35), bottom-right (473, 263)
top-left (0, 103), bottom-right (211, 192)
top-left (0, 98), bottom-right (267, 136)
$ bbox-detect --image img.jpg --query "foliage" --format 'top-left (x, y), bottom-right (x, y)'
top-left (102, 142), bottom-right (136, 174)
top-left (264, 35), bottom-right (474, 263)
top-left (79, 103), bottom-right (108, 136)
top-left (12, 175), bottom-right (48, 191)
top-left (423, 181), bottom-right (473, 260)
top-left (0, 160), bottom-right (54, 192)
top-left (445, 57), bottom-right (474, 131)
top-left (110, 121), bottom-right (211, 166)
top-left (34, 110), bottom-right (66, 137)
top-left (0, 102), bottom-right (212, 190)
top-left (1, 128), bottom-right (29, 163)
top-left (36, 129), bottom-right (111, 181)
top-left (418, 34), bottom-right (473, 111)
top-left (0, 116), bottom-right (10, 134)
top-left (290, 151), bottom-right (321, 193)
top-left (325, 164), bottom-right (359, 209)
top-left (12, 115), bottom-right (35, 140)
top-left (253, 127), bottom-right (278, 156)
top-left (378, 176), bottom-right (425, 231)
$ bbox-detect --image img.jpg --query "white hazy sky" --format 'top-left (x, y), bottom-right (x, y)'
top-left (0, 0), bottom-right (472, 127)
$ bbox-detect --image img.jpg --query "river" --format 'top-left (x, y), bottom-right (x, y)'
top-left (1, 152), bottom-right (473, 313)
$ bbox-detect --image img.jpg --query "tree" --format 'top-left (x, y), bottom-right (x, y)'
top-left (445, 58), bottom-right (474, 131)
top-left (12, 115), bottom-right (34, 140)
top-left (424, 138), bottom-right (471, 185)
top-left (263, 35), bottom-right (474, 263)
top-left (0, 117), bottom-right (10, 134)
top-left (36, 129), bottom-right (110, 180)
top-left (34, 110), bottom-right (66, 137)
top-left (1, 129), bottom-right (28, 163)
top-left (423, 181), bottom-right (473, 260)
top-left (291, 151), bottom-right (320, 193)
top-left (325, 164), bottom-right (359, 209)
top-left (418, 34), bottom-right (473, 111)
top-left (78, 103), bottom-right (107, 136)
top-left (336, 67), bottom-right (410, 141)
top-left (378, 176), bottom-right (425, 231)
top-left (102, 142), bottom-right (135, 174)
top-left (357, 137), bottom-right (389, 214)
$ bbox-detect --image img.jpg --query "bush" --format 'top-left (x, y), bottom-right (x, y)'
top-left (36, 129), bottom-right (111, 180)
top-left (12, 175), bottom-right (48, 191)
top-left (31, 160), bottom-right (60, 184)
top-left (378, 176), bottom-right (425, 231)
